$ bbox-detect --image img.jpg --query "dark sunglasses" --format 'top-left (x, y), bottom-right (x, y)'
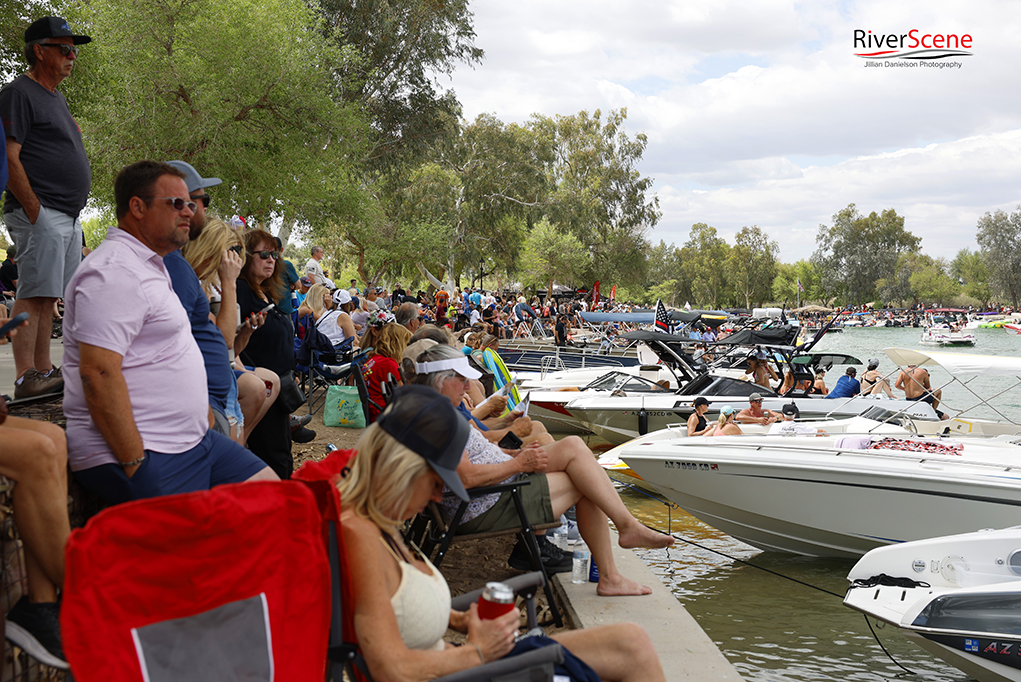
top-left (254, 250), bottom-right (280, 261)
top-left (40, 43), bottom-right (79, 57)
top-left (192, 194), bottom-right (211, 208)
top-left (140, 196), bottom-right (197, 213)
top-left (228, 244), bottom-right (243, 255)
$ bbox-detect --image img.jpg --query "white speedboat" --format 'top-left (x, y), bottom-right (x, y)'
top-left (622, 432), bottom-right (1021, 558)
top-left (921, 325), bottom-right (977, 346)
top-left (524, 370), bottom-right (674, 434)
top-left (845, 527), bottom-right (1021, 682)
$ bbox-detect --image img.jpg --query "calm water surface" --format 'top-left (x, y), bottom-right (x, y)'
top-left (606, 326), bottom-right (1021, 681)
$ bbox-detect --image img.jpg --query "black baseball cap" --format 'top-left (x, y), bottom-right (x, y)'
top-left (25, 16), bottom-right (91, 44)
top-left (693, 397), bottom-right (709, 408)
top-left (377, 385), bottom-right (470, 501)
top-left (781, 402), bottom-right (800, 417)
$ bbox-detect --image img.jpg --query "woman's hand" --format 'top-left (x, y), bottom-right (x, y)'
top-left (465, 602), bottom-right (519, 664)
top-left (218, 248), bottom-right (244, 285)
top-left (513, 443), bottom-right (548, 473)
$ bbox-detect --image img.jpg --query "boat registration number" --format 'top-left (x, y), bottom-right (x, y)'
top-left (624, 411), bottom-right (673, 417)
top-left (664, 461), bottom-right (718, 471)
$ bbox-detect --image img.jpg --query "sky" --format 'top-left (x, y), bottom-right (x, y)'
top-left (443, 0), bottom-right (1021, 264)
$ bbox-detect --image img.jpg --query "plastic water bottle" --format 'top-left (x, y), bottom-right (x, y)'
top-left (571, 543), bottom-right (590, 584)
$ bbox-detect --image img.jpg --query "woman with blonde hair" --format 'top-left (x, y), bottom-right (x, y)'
top-left (362, 320), bottom-right (410, 422)
top-left (181, 219), bottom-right (279, 446)
top-left (709, 406), bottom-right (743, 436)
top-left (298, 284), bottom-right (357, 347)
top-left (340, 386), bottom-right (667, 682)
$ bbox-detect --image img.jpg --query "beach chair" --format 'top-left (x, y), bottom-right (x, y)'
top-left (293, 451), bottom-right (564, 682)
top-left (61, 481), bottom-right (332, 681)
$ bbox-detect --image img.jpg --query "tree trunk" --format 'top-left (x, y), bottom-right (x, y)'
top-left (276, 215), bottom-right (297, 251)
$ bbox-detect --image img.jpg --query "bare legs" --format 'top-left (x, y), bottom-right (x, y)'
top-left (237, 369), bottom-right (280, 444)
top-left (554, 623), bottom-right (666, 682)
top-left (11, 297), bottom-right (55, 379)
top-left (0, 417), bottom-right (69, 602)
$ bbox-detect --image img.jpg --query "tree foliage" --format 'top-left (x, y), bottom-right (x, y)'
top-left (812, 204), bottom-right (920, 305)
top-left (951, 248), bottom-right (991, 306)
top-left (772, 260), bottom-right (821, 305)
top-left (726, 226), bottom-right (778, 308)
top-left (681, 223), bottom-right (730, 309)
top-left (976, 208), bottom-right (1021, 308)
top-left (519, 218), bottom-right (591, 290)
top-left (70, 0), bottom-right (369, 231)
top-left (910, 257), bottom-right (959, 304)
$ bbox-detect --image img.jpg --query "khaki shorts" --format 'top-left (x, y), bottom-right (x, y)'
top-left (5, 206), bottom-right (82, 299)
top-left (457, 473), bottom-right (555, 535)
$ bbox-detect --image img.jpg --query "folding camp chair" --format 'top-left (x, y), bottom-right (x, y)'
top-left (409, 480), bottom-right (563, 627)
top-left (293, 452), bottom-right (564, 682)
top-left (307, 346), bottom-right (373, 417)
top-left (61, 481), bottom-right (332, 681)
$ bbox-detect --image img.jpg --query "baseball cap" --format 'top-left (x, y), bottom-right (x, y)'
top-left (333, 289), bottom-right (352, 305)
top-left (299, 276), bottom-right (313, 287)
top-left (867, 358), bottom-right (880, 370)
top-left (693, 397), bottom-right (709, 408)
top-left (781, 402), bottom-right (800, 417)
top-left (846, 367), bottom-right (857, 376)
top-left (377, 386), bottom-right (470, 501)
top-left (720, 405), bottom-right (736, 416)
top-left (749, 392), bottom-right (763, 402)
top-left (166, 160), bottom-right (222, 194)
top-left (25, 16), bottom-right (91, 44)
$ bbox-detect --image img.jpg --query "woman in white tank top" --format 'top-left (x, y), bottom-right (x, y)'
top-left (338, 386), bottom-right (667, 681)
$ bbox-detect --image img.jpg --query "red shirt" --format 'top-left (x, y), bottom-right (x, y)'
top-left (362, 355), bottom-right (400, 422)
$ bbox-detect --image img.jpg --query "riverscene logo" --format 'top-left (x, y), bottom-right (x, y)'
top-left (854, 29), bottom-right (972, 69)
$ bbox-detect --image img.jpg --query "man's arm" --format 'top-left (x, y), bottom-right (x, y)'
top-left (78, 342), bottom-right (145, 476)
top-left (894, 371), bottom-right (907, 392)
top-left (5, 139), bottom-right (40, 223)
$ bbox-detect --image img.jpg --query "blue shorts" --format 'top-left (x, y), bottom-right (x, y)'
top-left (72, 430), bottom-right (268, 505)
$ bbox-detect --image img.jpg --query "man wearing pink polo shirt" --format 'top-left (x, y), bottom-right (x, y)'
top-left (61, 161), bottom-right (277, 504)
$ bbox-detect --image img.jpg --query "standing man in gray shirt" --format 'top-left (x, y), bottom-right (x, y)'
top-left (0, 16), bottom-right (92, 399)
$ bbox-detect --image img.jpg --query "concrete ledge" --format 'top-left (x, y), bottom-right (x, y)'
top-left (553, 530), bottom-right (743, 682)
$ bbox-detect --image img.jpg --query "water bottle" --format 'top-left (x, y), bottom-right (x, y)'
top-left (571, 542), bottom-right (590, 584)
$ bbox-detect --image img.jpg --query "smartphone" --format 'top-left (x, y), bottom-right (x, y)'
top-left (498, 431), bottom-right (523, 450)
top-left (235, 304), bottom-right (276, 332)
top-left (0, 312), bottom-right (29, 338)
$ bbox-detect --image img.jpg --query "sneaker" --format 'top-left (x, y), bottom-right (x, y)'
top-left (5, 597), bottom-right (69, 670)
top-left (565, 519), bottom-right (581, 545)
top-left (13, 368), bottom-right (64, 400)
top-left (508, 535), bottom-right (573, 574)
top-left (290, 413), bottom-right (312, 428)
top-left (291, 425), bottom-right (316, 444)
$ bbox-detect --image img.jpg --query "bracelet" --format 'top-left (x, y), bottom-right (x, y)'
top-left (470, 642), bottom-right (484, 665)
top-left (117, 454), bottom-right (146, 468)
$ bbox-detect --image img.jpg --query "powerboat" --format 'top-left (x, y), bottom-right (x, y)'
top-left (622, 431), bottom-right (1021, 558)
top-left (845, 527), bottom-right (1021, 682)
top-left (617, 347), bottom-right (1021, 558)
top-left (921, 326), bottom-right (977, 346)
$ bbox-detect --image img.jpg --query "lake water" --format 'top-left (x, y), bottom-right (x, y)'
top-left (610, 326), bottom-right (1021, 681)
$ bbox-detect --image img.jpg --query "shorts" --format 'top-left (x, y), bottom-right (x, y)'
top-left (4, 206), bottom-right (82, 299)
top-left (906, 392), bottom-right (935, 404)
top-left (457, 473), bottom-right (555, 535)
top-left (211, 406), bottom-right (231, 437)
top-left (224, 372), bottom-right (244, 432)
top-left (72, 430), bottom-right (269, 506)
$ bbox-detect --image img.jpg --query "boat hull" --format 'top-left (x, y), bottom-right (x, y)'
top-left (623, 437), bottom-right (1021, 558)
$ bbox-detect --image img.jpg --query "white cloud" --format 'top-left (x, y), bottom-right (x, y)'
top-left (447, 0), bottom-right (1021, 263)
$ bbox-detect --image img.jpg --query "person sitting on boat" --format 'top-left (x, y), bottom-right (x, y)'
top-left (768, 403), bottom-right (823, 435)
top-left (745, 351), bottom-right (778, 390)
top-left (687, 396), bottom-right (713, 436)
top-left (736, 393), bottom-right (778, 425)
top-left (813, 368), bottom-right (829, 395)
top-left (824, 367), bottom-right (860, 399)
top-left (709, 406), bottom-right (743, 436)
top-left (895, 364), bottom-right (948, 420)
top-left (859, 358), bottom-right (894, 398)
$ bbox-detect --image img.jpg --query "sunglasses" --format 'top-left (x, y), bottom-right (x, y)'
top-left (192, 194), bottom-right (211, 208)
top-left (228, 244), bottom-right (243, 255)
top-left (141, 196), bottom-right (197, 213)
top-left (40, 43), bottom-right (79, 57)
top-left (254, 250), bottom-right (280, 261)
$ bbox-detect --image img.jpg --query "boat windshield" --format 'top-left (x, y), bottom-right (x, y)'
top-left (583, 372), bottom-right (669, 393)
top-left (912, 593), bottom-right (1021, 636)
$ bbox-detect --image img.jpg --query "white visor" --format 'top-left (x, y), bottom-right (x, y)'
top-left (415, 356), bottom-right (482, 380)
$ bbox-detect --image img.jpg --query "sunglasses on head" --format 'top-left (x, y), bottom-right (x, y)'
top-left (40, 43), bottom-right (79, 57)
top-left (254, 250), bottom-right (280, 261)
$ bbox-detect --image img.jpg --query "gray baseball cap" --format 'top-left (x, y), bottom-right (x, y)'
top-left (166, 160), bottom-right (222, 194)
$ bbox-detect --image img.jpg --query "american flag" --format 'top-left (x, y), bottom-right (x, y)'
top-left (654, 299), bottom-right (671, 333)
top-left (797, 277), bottom-right (805, 292)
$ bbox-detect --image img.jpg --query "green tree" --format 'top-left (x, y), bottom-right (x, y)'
top-left (772, 260), bottom-right (822, 305)
top-left (976, 208), bottom-right (1021, 308)
top-left (518, 219), bottom-right (591, 291)
top-left (72, 0), bottom-right (369, 238)
top-left (645, 240), bottom-right (690, 308)
top-left (533, 109), bottom-right (659, 288)
top-left (910, 257), bottom-right (960, 305)
top-left (726, 226), bottom-right (778, 308)
top-left (951, 248), bottom-right (991, 306)
top-left (812, 204), bottom-right (920, 305)
top-left (876, 251), bottom-right (933, 306)
top-left (681, 223), bottom-right (730, 309)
